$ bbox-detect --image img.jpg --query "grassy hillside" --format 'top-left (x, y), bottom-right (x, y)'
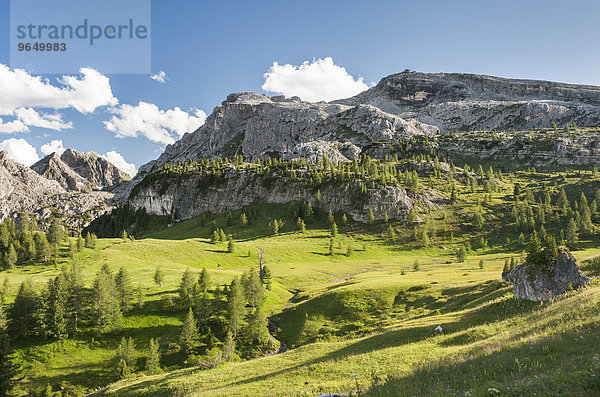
top-left (2, 164), bottom-right (600, 396)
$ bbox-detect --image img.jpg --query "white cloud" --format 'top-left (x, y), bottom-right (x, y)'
top-left (0, 64), bottom-right (118, 115)
top-left (14, 108), bottom-right (72, 131)
top-left (104, 101), bottom-right (207, 145)
top-left (40, 139), bottom-right (66, 156)
top-left (101, 150), bottom-right (136, 177)
top-left (262, 57), bottom-right (369, 102)
top-left (151, 71), bottom-right (168, 83)
top-left (0, 118), bottom-right (28, 134)
top-left (0, 138), bottom-right (40, 166)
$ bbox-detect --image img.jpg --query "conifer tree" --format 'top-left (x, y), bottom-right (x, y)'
top-left (227, 278), bottom-right (245, 337)
top-left (240, 212), bottom-right (248, 226)
top-left (331, 222), bottom-right (338, 238)
top-left (117, 337), bottom-right (136, 372)
top-left (76, 233), bottom-right (84, 252)
top-left (296, 217), bottom-right (306, 233)
top-left (326, 210), bottom-right (334, 227)
top-left (45, 273), bottom-right (69, 339)
top-left (11, 279), bottom-right (38, 337)
top-left (227, 235), bottom-right (235, 253)
top-left (180, 308), bottom-right (197, 354)
top-left (368, 209), bottom-right (375, 224)
top-left (566, 217), bottom-right (579, 246)
top-left (0, 304), bottom-right (16, 397)
top-left (388, 225), bottom-right (396, 241)
top-left (179, 269), bottom-right (196, 308)
top-left (153, 266), bottom-right (164, 287)
top-left (115, 266), bottom-right (133, 312)
top-left (223, 330), bottom-right (235, 361)
top-left (92, 264), bottom-right (123, 333)
top-left (146, 338), bottom-right (161, 374)
top-left (261, 265), bottom-right (272, 290)
top-left (34, 233), bottom-right (50, 263)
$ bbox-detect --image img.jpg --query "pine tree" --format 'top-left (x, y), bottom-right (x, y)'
top-left (0, 305), bottom-right (16, 397)
top-left (270, 220), bottom-right (279, 235)
top-left (76, 233), bottom-right (84, 252)
top-left (261, 265), bottom-right (272, 290)
top-left (331, 222), bottom-right (338, 238)
top-left (368, 209), bottom-right (375, 224)
top-left (153, 266), bottom-right (164, 287)
top-left (180, 308), bottom-right (197, 353)
top-left (146, 338), bottom-right (161, 374)
top-left (479, 259), bottom-right (485, 269)
top-left (326, 210), bottom-right (334, 227)
top-left (246, 306), bottom-right (267, 344)
top-left (115, 266), bottom-right (133, 312)
top-left (223, 330), bottom-right (235, 361)
top-left (240, 212), bottom-right (248, 226)
top-left (227, 278), bottom-right (245, 337)
top-left (5, 244), bottom-right (16, 269)
top-left (45, 273), bottom-right (69, 339)
top-left (566, 217), bottom-right (579, 246)
top-left (121, 230), bottom-right (128, 240)
top-left (503, 258), bottom-right (510, 275)
top-left (66, 261), bottom-right (84, 331)
top-left (46, 217), bottom-right (63, 246)
top-left (92, 264), bottom-right (123, 333)
top-left (227, 235), bottom-right (235, 253)
top-left (296, 217), bottom-right (306, 233)
top-left (526, 230), bottom-right (542, 266)
top-left (342, 213), bottom-right (348, 225)
top-left (388, 225), bottom-right (396, 241)
top-left (329, 238), bottom-right (334, 255)
top-left (457, 246), bottom-right (467, 263)
top-left (472, 212), bottom-right (484, 230)
top-left (11, 279), bottom-right (38, 337)
top-left (34, 233), bottom-right (50, 263)
top-left (179, 269), bottom-right (196, 308)
top-left (117, 337), bottom-right (136, 372)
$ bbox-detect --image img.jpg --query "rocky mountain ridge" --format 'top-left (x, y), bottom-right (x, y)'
top-left (0, 151), bottom-right (114, 228)
top-left (137, 71), bottom-right (600, 180)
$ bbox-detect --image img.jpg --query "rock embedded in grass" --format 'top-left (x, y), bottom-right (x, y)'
top-left (503, 247), bottom-right (589, 301)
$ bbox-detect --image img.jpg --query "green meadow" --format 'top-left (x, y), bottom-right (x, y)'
top-left (2, 165), bottom-right (600, 396)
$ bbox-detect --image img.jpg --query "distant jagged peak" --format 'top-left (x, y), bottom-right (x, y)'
top-left (60, 148), bottom-right (131, 188)
top-left (31, 151), bottom-right (87, 191)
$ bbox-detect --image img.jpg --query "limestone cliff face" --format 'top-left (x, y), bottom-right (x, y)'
top-left (0, 151), bottom-right (111, 228)
top-left (136, 71), bottom-right (600, 182)
top-left (339, 71), bottom-right (600, 131)
top-left (31, 153), bottom-right (88, 191)
top-left (61, 149), bottom-right (131, 188)
top-left (140, 92), bottom-right (439, 175)
top-left (128, 169), bottom-right (440, 223)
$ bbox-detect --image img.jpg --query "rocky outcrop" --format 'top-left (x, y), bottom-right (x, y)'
top-left (132, 71), bottom-right (600, 185)
top-left (503, 249), bottom-right (590, 301)
top-left (139, 92), bottom-right (439, 175)
top-left (0, 151), bottom-right (112, 229)
top-left (339, 71), bottom-right (600, 131)
top-left (31, 153), bottom-right (89, 191)
top-left (128, 168), bottom-right (441, 223)
top-left (61, 149), bottom-right (130, 188)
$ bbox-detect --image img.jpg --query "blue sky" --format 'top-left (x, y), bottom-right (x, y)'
top-left (1, 0), bottom-right (599, 174)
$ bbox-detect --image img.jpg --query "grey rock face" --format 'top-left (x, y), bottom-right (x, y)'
top-left (339, 71), bottom-right (600, 131)
top-left (134, 71), bottom-right (600, 184)
top-left (503, 250), bottom-right (590, 301)
top-left (61, 149), bottom-right (131, 188)
top-left (31, 152), bottom-right (88, 191)
top-left (128, 169), bottom-right (440, 223)
top-left (0, 151), bottom-right (112, 229)
top-left (140, 92), bottom-right (438, 175)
